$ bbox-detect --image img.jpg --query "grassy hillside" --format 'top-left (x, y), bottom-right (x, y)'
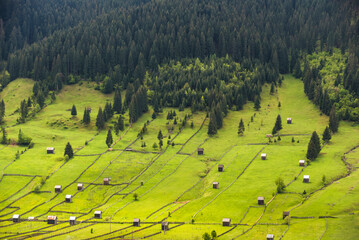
top-left (0, 75), bottom-right (358, 239)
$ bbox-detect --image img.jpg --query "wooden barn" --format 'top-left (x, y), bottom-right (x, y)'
top-left (65, 195), bottom-right (72, 203)
top-left (47, 216), bottom-right (57, 224)
top-left (54, 185), bottom-right (62, 193)
top-left (222, 218), bottom-right (231, 226)
top-left (261, 153), bottom-right (267, 160)
top-left (133, 218), bottom-right (140, 227)
top-left (283, 211), bottom-right (290, 219)
top-left (303, 175), bottom-right (310, 183)
top-left (69, 216), bottom-right (76, 225)
top-left (213, 182), bottom-right (219, 189)
top-left (299, 160), bottom-right (305, 166)
top-left (94, 211), bottom-right (102, 218)
top-left (287, 118), bottom-right (292, 124)
top-left (77, 183), bottom-right (83, 190)
top-left (12, 214), bottom-right (20, 223)
top-left (103, 178), bottom-right (110, 185)
top-left (161, 221), bottom-right (169, 231)
top-left (197, 148), bottom-right (204, 155)
top-left (218, 164), bottom-right (224, 172)
top-left (267, 234), bottom-right (274, 240)
top-left (258, 196), bottom-right (265, 205)
top-left (47, 147), bottom-right (55, 154)
top-left (28, 217), bottom-right (35, 221)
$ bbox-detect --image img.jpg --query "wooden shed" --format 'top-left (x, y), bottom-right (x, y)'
top-left (287, 118), bottom-right (292, 124)
top-left (94, 211), bottom-right (102, 219)
top-left (28, 217), bottom-right (35, 221)
top-left (47, 147), bottom-right (55, 154)
top-left (161, 221), bottom-right (169, 231)
top-left (13, 214), bottom-right (20, 223)
top-left (261, 153), bottom-right (267, 160)
top-left (218, 164), bottom-right (224, 172)
top-left (133, 218), bottom-right (140, 227)
top-left (299, 160), bottom-right (305, 166)
top-left (222, 218), bottom-right (231, 226)
top-left (65, 195), bottom-right (72, 203)
top-left (303, 175), bottom-right (310, 183)
top-left (54, 185), bottom-right (62, 193)
top-left (258, 196), bottom-right (265, 205)
top-left (47, 216), bottom-right (57, 224)
top-left (77, 183), bottom-right (83, 190)
top-left (267, 234), bottom-right (274, 240)
top-left (213, 182), bottom-right (219, 189)
top-left (197, 148), bottom-right (204, 155)
top-left (69, 216), bottom-right (76, 225)
top-left (103, 178), bottom-right (110, 185)
top-left (283, 211), bottom-right (290, 219)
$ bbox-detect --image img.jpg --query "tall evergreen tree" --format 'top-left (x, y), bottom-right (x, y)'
top-left (106, 129), bottom-right (113, 147)
top-left (306, 131), bottom-right (321, 160)
top-left (329, 106), bottom-right (339, 133)
top-left (214, 104), bottom-right (223, 129)
top-left (71, 104), bottom-right (77, 116)
top-left (157, 130), bottom-right (163, 140)
top-left (322, 126), bottom-right (331, 141)
top-left (83, 108), bottom-right (91, 124)
top-left (1, 127), bottom-right (7, 144)
top-left (113, 88), bottom-right (122, 113)
top-left (96, 107), bottom-right (105, 130)
top-left (238, 118), bottom-right (245, 135)
top-left (272, 114), bottom-right (283, 134)
top-left (0, 100), bottom-right (5, 123)
top-left (208, 110), bottom-right (217, 135)
top-left (64, 142), bottom-right (74, 159)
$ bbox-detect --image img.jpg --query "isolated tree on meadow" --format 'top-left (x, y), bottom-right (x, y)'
top-left (275, 177), bottom-right (286, 193)
top-left (238, 118), bottom-right (245, 135)
top-left (1, 127), bottom-right (7, 144)
top-left (157, 130), bottom-right (163, 140)
top-left (106, 129), bottom-right (113, 147)
top-left (306, 131), bottom-right (321, 160)
top-left (71, 104), bottom-right (77, 116)
top-left (211, 230), bottom-right (217, 239)
top-left (202, 232), bottom-right (211, 240)
top-left (64, 142), bottom-right (74, 159)
top-left (83, 108), bottom-right (91, 124)
top-left (272, 114), bottom-right (282, 134)
top-left (322, 126), bottom-right (331, 141)
top-left (329, 106), bottom-right (339, 133)
top-left (96, 107), bottom-right (105, 130)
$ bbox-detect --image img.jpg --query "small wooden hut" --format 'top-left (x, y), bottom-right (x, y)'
top-left (69, 216), bottom-right (76, 225)
top-left (12, 214), bottom-right (20, 223)
top-left (222, 218), bottom-right (231, 226)
top-left (54, 185), bottom-right (62, 193)
top-left (103, 178), bottom-right (110, 185)
top-left (65, 195), bottom-right (72, 203)
top-left (94, 211), bottom-right (102, 219)
top-left (258, 196), bottom-right (265, 205)
top-left (299, 160), bottom-right (305, 166)
top-left (133, 218), bottom-right (140, 227)
top-left (197, 148), bottom-right (204, 155)
top-left (77, 183), bottom-right (83, 190)
top-left (47, 216), bottom-right (57, 224)
top-left (161, 221), bottom-right (169, 231)
top-left (287, 118), bottom-right (292, 124)
top-left (47, 147), bottom-right (55, 154)
top-left (213, 182), bottom-right (219, 189)
top-left (261, 153), bottom-right (267, 160)
top-left (267, 234), bottom-right (274, 240)
top-left (218, 164), bottom-right (224, 172)
top-left (303, 175), bottom-right (310, 183)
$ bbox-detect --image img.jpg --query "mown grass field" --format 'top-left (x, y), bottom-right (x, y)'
top-left (0, 75), bottom-right (358, 239)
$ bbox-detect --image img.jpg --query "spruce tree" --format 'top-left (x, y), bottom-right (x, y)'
top-left (208, 110), bottom-right (217, 135)
top-left (1, 127), bottom-right (7, 144)
top-left (113, 88), bottom-right (122, 113)
top-left (215, 104), bottom-right (223, 129)
top-left (270, 82), bottom-right (275, 94)
top-left (0, 100), bottom-right (5, 123)
top-left (71, 104), bottom-right (77, 116)
top-left (83, 108), bottom-right (90, 124)
top-left (306, 131), bottom-right (321, 160)
top-left (254, 96), bottom-right (261, 110)
top-left (118, 115), bottom-right (124, 131)
top-left (157, 130), bottom-right (163, 140)
top-left (64, 142), bottom-right (74, 159)
top-left (329, 106), bottom-right (339, 133)
top-left (96, 107), bottom-right (105, 130)
top-left (322, 126), bottom-right (331, 141)
top-left (312, 131), bottom-right (321, 154)
top-left (106, 129), bottom-right (113, 147)
top-left (272, 114), bottom-right (282, 134)
top-left (238, 118), bottom-right (245, 135)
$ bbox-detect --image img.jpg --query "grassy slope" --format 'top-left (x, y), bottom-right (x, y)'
top-left (0, 76), bottom-right (358, 239)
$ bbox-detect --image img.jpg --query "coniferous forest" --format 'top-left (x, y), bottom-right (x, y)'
top-left (0, 1), bottom-right (359, 239)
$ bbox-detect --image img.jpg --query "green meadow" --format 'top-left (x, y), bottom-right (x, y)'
top-left (0, 75), bottom-right (358, 239)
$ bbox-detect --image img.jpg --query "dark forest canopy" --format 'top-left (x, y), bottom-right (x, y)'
top-left (0, 0), bottom-right (358, 121)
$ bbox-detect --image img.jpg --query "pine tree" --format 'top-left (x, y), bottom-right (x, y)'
top-left (238, 118), bottom-right (245, 135)
top-left (254, 96), bottom-right (261, 110)
top-left (272, 114), bottom-right (282, 134)
top-left (64, 142), bottom-right (74, 159)
top-left (71, 104), bottom-right (77, 116)
top-left (1, 127), bottom-right (7, 144)
top-left (270, 82), bottom-right (275, 94)
top-left (208, 110), bottom-right (217, 135)
top-left (329, 106), bottom-right (339, 133)
top-left (306, 131), bottom-right (321, 160)
top-left (113, 88), bottom-right (122, 113)
top-left (96, 107), bottom-right (105, 130)
top-left (118, 115), bottom-right (124, 131)
top-left (157, 130), bottom-right (163, 140)
top-left (83, 108), bottom-right (91, 124)
top-left (312, 131), bottom-right (321, 154)
top-left (106, 129), bottom-right (113, 147)
top-left (215, 104), bottom-right (223, 129)
top-left (0, 100), bottom-right (5, 123)
top-left (322, 126), bottom-right (331, 141)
